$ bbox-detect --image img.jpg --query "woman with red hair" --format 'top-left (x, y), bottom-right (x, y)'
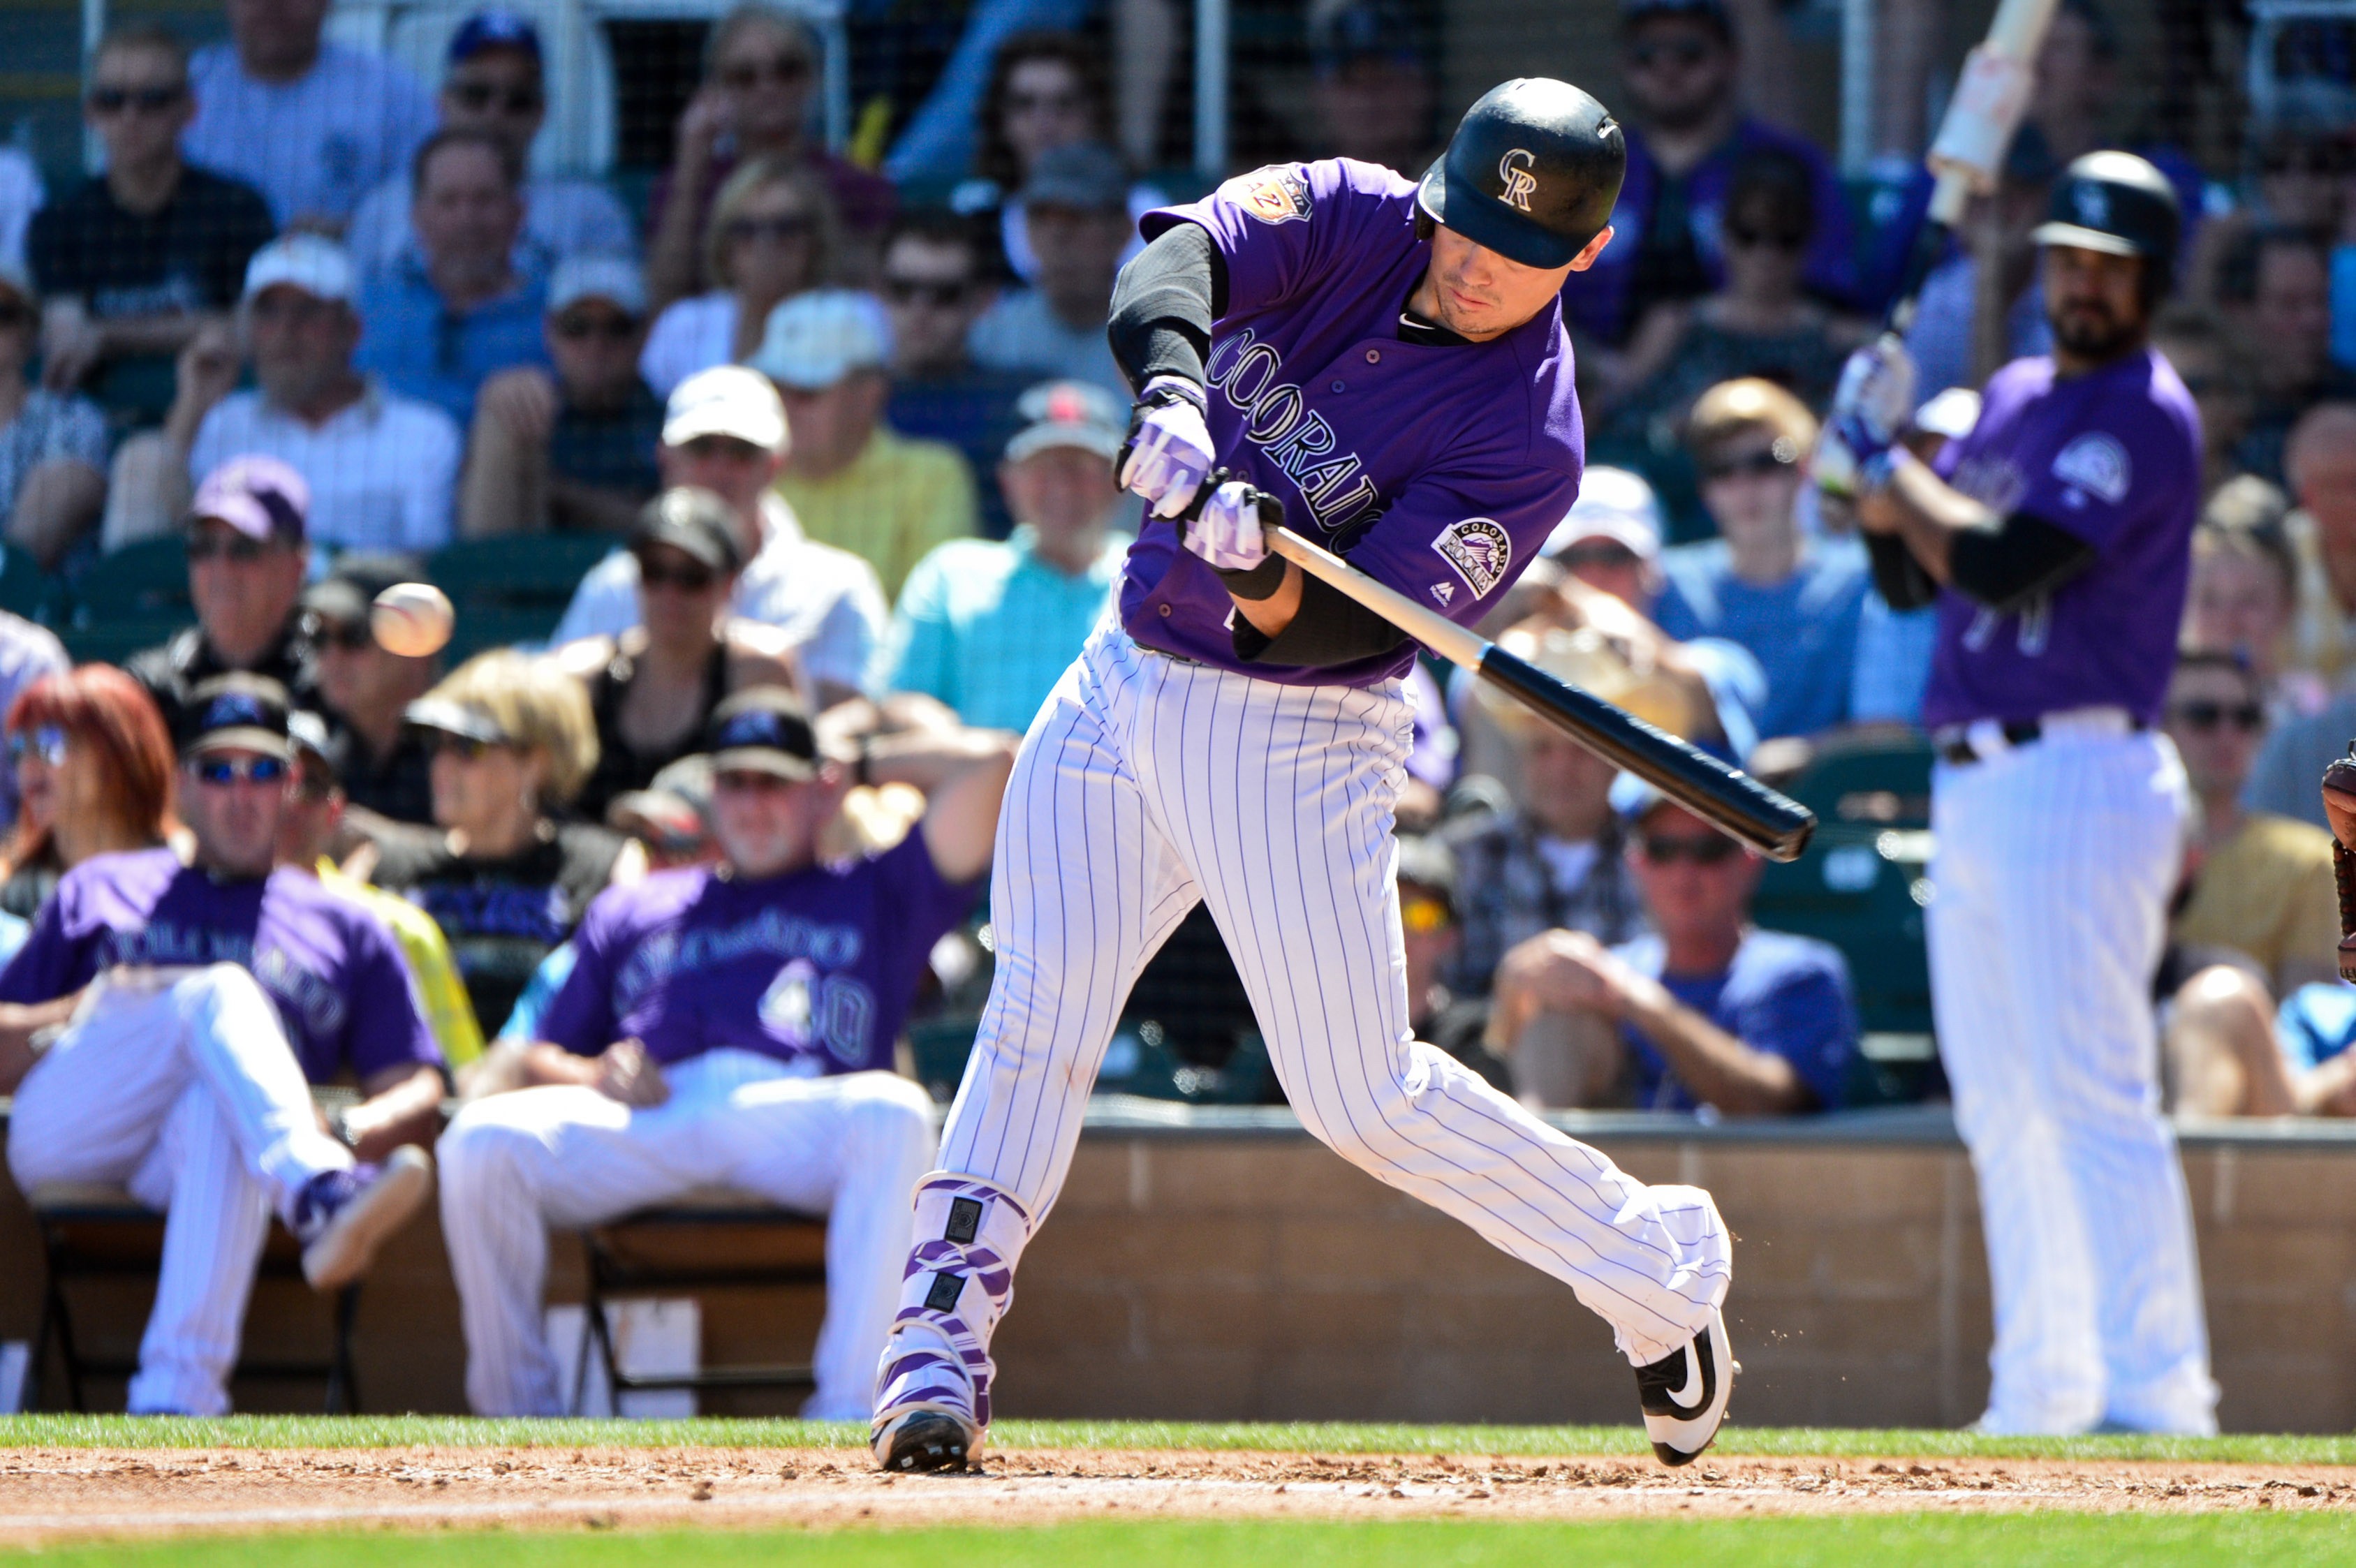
top-left (1, 664), bottom-right (177, 917)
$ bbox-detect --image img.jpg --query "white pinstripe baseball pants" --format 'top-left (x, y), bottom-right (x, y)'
top-left (1928, 730), bottom-right (2216, 1434)
top-left (937, 625), bottom-right (1730, 1368)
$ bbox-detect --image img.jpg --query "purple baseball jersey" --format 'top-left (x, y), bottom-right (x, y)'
top-left (0, 847), bottom-right (441, 1084)
top-left (1919, 346), bottom-right (2202, 731)
top-left (1124, 158), bottom-right (1585, 687)
top-left (536, 833), bottom-right (982, 1072)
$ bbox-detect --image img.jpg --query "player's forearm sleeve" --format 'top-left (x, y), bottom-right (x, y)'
top-left (1865, 531), bottom-right (1939, 612)
top-left (1106, 221), bottom-right (1230, 390)
top-left (1946, 512), bottom-right (2098, 613)
top-left (1230, 576), bottom-right (1408, 667)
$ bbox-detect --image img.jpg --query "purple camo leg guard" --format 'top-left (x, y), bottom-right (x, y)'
top-left (871, 1172), bottom-right (1034, 1445)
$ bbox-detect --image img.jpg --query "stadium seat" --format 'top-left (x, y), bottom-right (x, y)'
top-left (74, 535), bottom-right (192, 623)
top-left (0, 543), bottom-right (61, 625)
top-left (428, 535), bottom-right (619, 659)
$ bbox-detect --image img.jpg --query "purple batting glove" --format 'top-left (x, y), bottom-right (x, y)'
top-left (1184, 480), bottom-right (1270, 571)
top-left (1117, 376), bottom-right (1216, 519)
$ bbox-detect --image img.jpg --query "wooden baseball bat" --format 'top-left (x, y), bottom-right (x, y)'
top-left (1263, 526), bottom-right (1816, 862)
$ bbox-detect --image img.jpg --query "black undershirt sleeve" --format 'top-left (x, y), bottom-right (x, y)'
top-left (1945, 512), bottom-right (2098, 612)
top-left (1865, 531), bottom-right (1939, 611)
top-left (1105, 221), bottom-right (1228, 392)
top-left (1231, 576), bottom-right (1409, 667)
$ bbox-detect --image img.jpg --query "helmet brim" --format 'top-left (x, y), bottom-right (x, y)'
top-left (1417, 160), bottom-right (1583, 271)
top-left (2030, 221), bottom-right (2149, 258)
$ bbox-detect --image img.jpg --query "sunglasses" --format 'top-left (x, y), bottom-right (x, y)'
top-left (1558, 540), bottom-right (1640, 572)
top-left (1640, 833), bottom-right (1740, 866)
top-left (186, 533), bottom-right (272, 563)
top-left (2170, 700), bottom-right (2265, 733)
top-left (714, 768), bottom-right (793, 794)
top-left (1005, 87), bottom-right (1086, 115)
top-left (8, 725), bottom-right (66, 767)
top-left (87, 83), bottom-right (186, 114)
top-left (1725, 223), bottom-right (1807, 251)
top-left (313, 619), bottom-right (374, 651)
top-left (431, 733), bottom-right (505, 762)
top-left (193, 755), bottom-right (289, 787)
top-left (0, 303), bottom-right (36, 331)
top-left (1626, 38), bottom-right (1716, 70)
top-left (720, 55), bottom-right (812, 90)
top-left (552, 311), bottom-right (639, 342)
top-left (638, 556), bottom-right (720, 593)
top-left (448, 80), bottom-right (543, 114)
top-left (882, 277), bottom-right (971, 308)
top-left (678, 435), bottom-right (767, 464)
top-left (726, 214), bottom-right (814, 245)
top-left (1400, 894), bottom-right (1452, 935)
top-left (1700, 445), bottom-right (1797, 482)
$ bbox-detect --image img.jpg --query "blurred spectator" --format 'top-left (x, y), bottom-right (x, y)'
top-left (553, 366), bottom-right (888, 706)
top-left (182, 0), bottom-right (435, 230)
top-left (304, 554), bottom-right (441, 827)
top-left (2217, 228), bottom-right (2355, 485)
top-left (0, 614), bottom-right (65, 829)
top-left (110, 236), bottom-right (461, 554)
top-left (1849, 387), bottom-right (1980, 727)
top-left (1563, 0), bottom-right (1855, 348)
top-left (1654, 378), bottom-right (1865, 742)
top-left (279, 710), bottom-right (485, 1072)
top-left (605, 753), bottom-right (718, 870)
top-left (1902, 128), bottom-right (2059, 399)
top-left (0, 147), bottom-right (39, 276)
top-left (1390, 834), bottom-right (1510, 1091)
top-left (1540, 465), bottom-right (1667, 612)
top-left (645, 5), bottom-right (892, 306)
top-left (2151, 304), bottom-right (2253, 496)
top-left (553, 487), bottom-right (804, 820)
top-left (2181, 479), bottom-right (2301, 707)
top-left (1595, 147), bottom-right (1869, 495)
top-left (354, 129), bottom-right (552, 429)
top-left (461, 256), bottom-right (663, 538)
top-left (640, 159), bottom-right (838, 399)
top-left (0, 262), bottom-right (107, 568)
top-left (127, 456), bottom-right (322, 736)
top-left (0, 664), bottom-right (173, 919)
top-left (2283, 404), bottom-right (2356, 696)
top-left (31, 26), bottom-right (274, 427)
top-left (879, 212), bottom-right (1031, 538)
top-left (372, 650), bottom-right (632, 1034)
top-left (883, 379), bottom-right (1129, 730)
top-left (950, 33), bottom-right (1161, 286)
top-left (967, 142), bottom-right (1131, 399)
top-left (1485, 791), bottom-right (1853, 1113)
top-left (757, 289), bottom-right (976, 598)
top-left (1306, 0), bottom-right (1438, 176)
top-left (346, 13), bottom-right (636, 288)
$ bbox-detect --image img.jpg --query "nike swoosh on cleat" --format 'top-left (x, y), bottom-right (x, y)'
top-left (1669, 1345), bottom-right (1703, 1409)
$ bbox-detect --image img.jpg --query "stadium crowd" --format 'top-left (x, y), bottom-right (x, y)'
top-left (0, 0), bottom-right (2345, 1424)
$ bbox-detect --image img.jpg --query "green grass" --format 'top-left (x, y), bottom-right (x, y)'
top-left (13, 1518), bottom-right (2356, 1568)
top-left (3, 1414), bottom-right (2355, 1466)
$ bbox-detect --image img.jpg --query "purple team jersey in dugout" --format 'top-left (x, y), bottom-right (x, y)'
top-left (536, 833), bottom-right (981, 1073)
top-left (1123, 158), bottom-right (1586, 687)
top-left (0, 846), bottom-right (441, 1084)
top-left (1920, 346), bottom-right (2202, 731)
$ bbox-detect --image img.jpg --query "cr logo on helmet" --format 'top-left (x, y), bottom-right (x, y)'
top-left (1498, 149), bottom-right (1538, 213)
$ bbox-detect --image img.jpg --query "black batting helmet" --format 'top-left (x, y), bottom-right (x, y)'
top-left (1416, 78), bottom-right (1625, 270)
top-left (2032, 150), bottom-right (2181, 281)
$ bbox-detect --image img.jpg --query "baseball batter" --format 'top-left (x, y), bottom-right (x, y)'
top-left (871, 79), bottom-right (1738, 1474)
top-left (1828, 152), bottom-right (2214, 1433)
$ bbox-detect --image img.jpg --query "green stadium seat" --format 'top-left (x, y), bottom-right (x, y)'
top-left (0, 542), bottom-right (61, 624)
top-left (428, 535), bottom-right (619, 655)
top-left (75, 536), bottom-right (192, 623)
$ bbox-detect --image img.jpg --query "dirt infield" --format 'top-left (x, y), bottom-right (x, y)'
top-left (1, 1445), bottom-right (2353, 1542)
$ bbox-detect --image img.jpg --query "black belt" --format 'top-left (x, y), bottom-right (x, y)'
top-left (1936, 716), bottom-right (2142, 767)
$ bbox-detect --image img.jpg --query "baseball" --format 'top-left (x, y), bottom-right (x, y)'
top-left (370, 582), bottom-right (455, 658)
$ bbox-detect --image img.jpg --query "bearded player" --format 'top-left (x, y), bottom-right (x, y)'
top-left (1826, 152), bottom-right (2213, 1433)
top-left (871, 78), bottom-right (1737, 1474)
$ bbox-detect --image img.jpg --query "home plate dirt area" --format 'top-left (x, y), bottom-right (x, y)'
top-left (2, 1446), bottom-right (2354, 1541)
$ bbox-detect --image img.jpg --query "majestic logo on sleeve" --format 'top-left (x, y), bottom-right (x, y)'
top-left (1223, 165), bottom-right (1311, 225)
top-left (2050, 433), bottom-right (2130, 505)
top-left (1432, 518), bottom-right (1511, 597)
top-left (1498, 149), bottom-right (1539, 213)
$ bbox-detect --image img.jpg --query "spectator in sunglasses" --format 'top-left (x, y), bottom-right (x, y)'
top-left (2246, 406), bottom-right (2356, 830)
top-left (1485, 787), bottom-right (1853, 1113)
top-left (640, 160), bottom-right (841, 399)
top-left (1560, 0), bottom-right (1855, 350)
top-left (645, 5), bottom-right (892, 308)
top-left (346, 12), bottom-right (637, 291)
top-left (373, 650), bottom-right (632, 1034)
top-left (105, 236), bottom-right (463, 554)
top-left (302, 554), bottom-right (444, 829)
top-left (1654, 378), bottom-right (1867, 746)
top-left (128, 456), bottom-right (327, 739)
top-left (966, 142), bottom-right (1135, 403)
top-left (878, 214), bottom-right (1029, 538)
top-left (462, 257), bottom-right (663, 537)
top-left (554, 487), bottom-right (804, 820)
top-left (29, 25), bottom-right (274, 436)
top-left (2214, 228), bottom-right (2355, 488)
top-left (0, 664), bottom-right (175, 921)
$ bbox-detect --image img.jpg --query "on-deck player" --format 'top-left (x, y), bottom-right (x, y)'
top-left (436, 688), bottom-right (1013, 1419)
top-left (1823, 151), bottom-right (2214, 1434)
top-left (871, 77), bottom-right (1739, 1474)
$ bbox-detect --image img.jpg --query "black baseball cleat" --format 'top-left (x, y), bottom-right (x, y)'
top-left (1634, 1306), bottom-right (1736, 1466)
top-left (875, 1410), bottom-right (978, 1474)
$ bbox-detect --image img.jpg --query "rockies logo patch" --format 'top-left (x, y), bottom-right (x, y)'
top-left (2050, 432), bottom-right (2130, 505)
top-left (1432, 518), bottom-right (1511, 598)
top-left (1223, 164), bottom-right (1312, 225)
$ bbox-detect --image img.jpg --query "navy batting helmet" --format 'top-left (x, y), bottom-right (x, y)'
top-left (1416, 77), bottom-right (1626, 270)
top-left (2032, 150), bottom-right (2181, 279)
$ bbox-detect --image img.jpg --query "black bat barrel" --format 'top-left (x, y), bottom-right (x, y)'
top-left (1479, 644), bottom-right (1816, 862)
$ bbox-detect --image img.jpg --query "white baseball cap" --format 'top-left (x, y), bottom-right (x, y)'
top-left (1005, 379), bottom-right (1126, 463)
top-left (242, 235), bottom-right (356, 304)
top-left (549, 255), bottom-right (647, 318)
top-left (662, 364), bottom-right (789, 454)
top-left (1544, 466), bottom-right (1663, 562)
top-left (749, 289), bottom-right (892, 392)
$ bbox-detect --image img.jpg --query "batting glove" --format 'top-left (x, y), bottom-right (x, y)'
top-left (1117, 376), bottom-right (1216, 519)
top-left (1813, 337), bottom-right (1916, 498)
